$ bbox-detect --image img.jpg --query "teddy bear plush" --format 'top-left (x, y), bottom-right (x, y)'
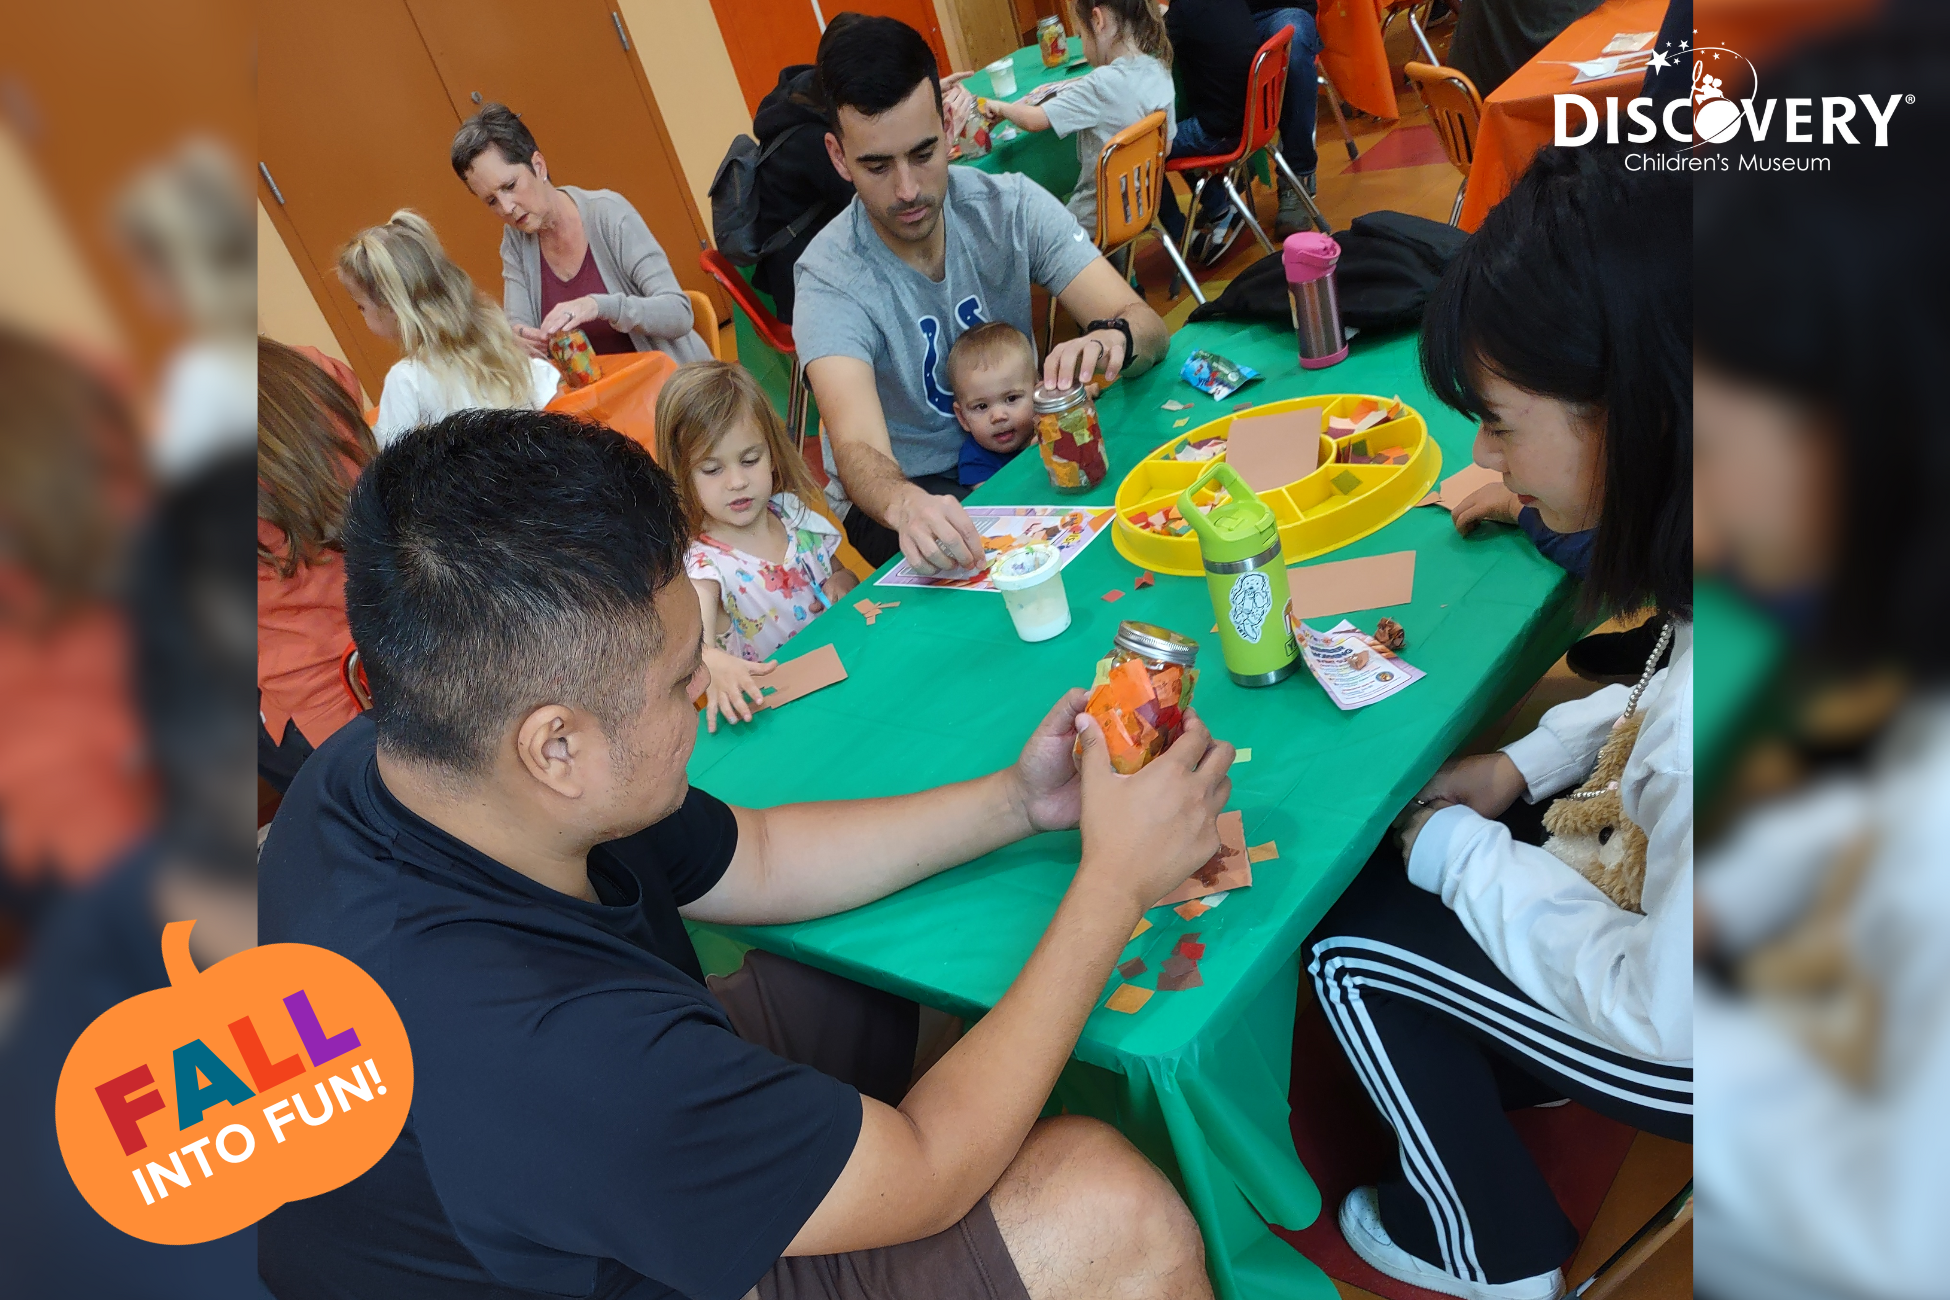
top-left (1541, 712), bottom-right (1649, 913)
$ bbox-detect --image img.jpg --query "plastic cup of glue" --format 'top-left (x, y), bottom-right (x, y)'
top-left (987, 57), bottom-right (1018, 97)
top-left (990, 543), bottom-right (1070, 642)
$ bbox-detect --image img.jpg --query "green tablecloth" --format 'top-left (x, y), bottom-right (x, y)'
top-left (962, 38), bottom-right (1086, 201)
top-left (687, 320), bottom-right (1579, 1300)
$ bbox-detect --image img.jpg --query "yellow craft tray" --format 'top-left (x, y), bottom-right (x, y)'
top-left (1111, 393), bottom-right (1442, 577)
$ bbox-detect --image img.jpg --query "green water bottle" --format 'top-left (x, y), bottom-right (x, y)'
top-left (1178, 463), bottom-right (1300, 686)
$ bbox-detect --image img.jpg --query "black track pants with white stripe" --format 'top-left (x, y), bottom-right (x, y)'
top-left (1305, 841), bottom-right (1692, 1285)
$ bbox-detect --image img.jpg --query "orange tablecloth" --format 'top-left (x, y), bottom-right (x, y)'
top-left (1456, 0), bottom-right (1667, 230)
top-left (545, 350), bottom-right (677, 457)
top-left (1317, 0), bottom-right (1399, 121)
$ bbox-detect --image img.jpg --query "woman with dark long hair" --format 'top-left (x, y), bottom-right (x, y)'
top-left (1305, 147), bottom-right (1691, 1300)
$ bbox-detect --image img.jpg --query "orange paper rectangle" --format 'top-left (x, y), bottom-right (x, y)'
top-left (1287, 550), bottom-right (1416, 620)
top-left (1105, 984), bottom-right (1153, 1013)
top-left (1225, 406), bottom-right (1324, 495)
top-left (757, 644), bottom-right (847, 710)
top-left (1247, 841), bottom-right (1279, 863)
top-left (1436, 463), bottom-right (1504, 511)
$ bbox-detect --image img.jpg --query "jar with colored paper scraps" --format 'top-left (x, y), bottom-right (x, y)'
top-left (548, 328), bottom-right (601, 390)
top-left (1037, 15), bottom-right (1067, 66)
top-left (1032, 384), bottom-right (1109, 493)
top-left (1083, 621), bottom-right (1200, 774)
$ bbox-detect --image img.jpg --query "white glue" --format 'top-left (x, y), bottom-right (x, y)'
top-left (989, 543), bottom-right (1070, 642)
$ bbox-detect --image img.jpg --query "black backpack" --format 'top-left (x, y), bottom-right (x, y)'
top-left (1185, 211), bottom-right (1470, 333)
top-left (709, 125), bottom-right (827, 267)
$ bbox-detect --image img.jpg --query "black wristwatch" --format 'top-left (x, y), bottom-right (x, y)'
top-left (1084, 316), bottom-right (1135, 363)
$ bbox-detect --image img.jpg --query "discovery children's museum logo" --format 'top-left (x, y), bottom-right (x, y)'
top-left (52, 921), bottom-right (413, 1245)
top-left (1554, 39), bottom-right (1910, 170)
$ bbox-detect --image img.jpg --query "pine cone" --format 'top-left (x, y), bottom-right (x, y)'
top-left (1374, 617), bottom-right (1406, 653)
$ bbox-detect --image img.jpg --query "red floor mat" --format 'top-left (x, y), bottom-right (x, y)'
top-left (1345, 124), bottom-right (1454, 173)
top-left (1277, 990), bottom-right (1637, 1298)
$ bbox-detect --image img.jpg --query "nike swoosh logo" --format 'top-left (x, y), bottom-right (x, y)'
top-left (1073, 230), bottom-right (1086, 240)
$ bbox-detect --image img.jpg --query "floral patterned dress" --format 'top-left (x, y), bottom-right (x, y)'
top-left (684, 492), bottom-right (843, 662)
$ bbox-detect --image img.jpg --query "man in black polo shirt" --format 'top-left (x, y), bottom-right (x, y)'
top-left (258, 410), bottom-right (1232, 1300)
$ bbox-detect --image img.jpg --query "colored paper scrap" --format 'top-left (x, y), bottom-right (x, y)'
top-left (1286, 550), bottom-right (1416, 621)
top-left (1225, 406), bottom-right (1324, 495)
top-left (1435, 463), bottom-right (1504, 511)
top-left (1330, 469), bottom-right (1362, 494)
top-left (1416, 491), bottom-right (1441, 508)
top-left (1158, 810), bottom-right (1251, 906)
top-left (1175, 899), bottom-right (1211, 920)
top-left (1102, 588), bottom-right (1124, 603)
top-left (1173, 417), bottom-right (1190, 428)
top-left (1118, 958), bottom-right (1148, 978)
top-left (1174, 936), bottom-right (1205, 960)
top-left (1162, 399), bottom-right (1193, 410)
top-left (756, 644), bottom-right (847, 709)
top-left (1105, 984), bottom-right (1153, 1013)
top-left (1247, 841), bottom-right (1279, 863)
top-left (1157, 954), bottom-right (1204, 992)
top-left (1134, 571), bottom-right (1155, 589)
top-left (853, 598), bottom-right (878, 615)
top-left (1235, 748), bottom-right (1252, 763)
top-left (1130, 917), bottom-right (1153, 940)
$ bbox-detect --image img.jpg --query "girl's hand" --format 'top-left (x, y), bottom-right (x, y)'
top-left (702, 646), bottom-right (776, 734)
top-left (1452, 483), bottom-right (1523, 536)
top-left (823, 569), bottom-right (860, 601)
top-left (1414, 752), bottom-right (1527, 821)
top-left (539, 296), bottom-right (601, 338)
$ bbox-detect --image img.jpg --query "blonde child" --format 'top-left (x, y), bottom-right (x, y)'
top-left (656, 361), bottom-right (860, 732)
top-left (948, 322), bottom-right (1039, 489)
top-left (982, 0), bottom-right (1175, 236)
top-left (337, 209), bottom-right (561, 446)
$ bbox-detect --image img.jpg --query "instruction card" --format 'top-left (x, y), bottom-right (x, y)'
top-left (1299, 619), bottom-right (1425, 710)
top-left (875, 506), bottom-right (1114, 592)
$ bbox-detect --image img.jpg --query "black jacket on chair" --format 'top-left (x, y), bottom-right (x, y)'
top-left (750, 65), bottom-right (855, 324)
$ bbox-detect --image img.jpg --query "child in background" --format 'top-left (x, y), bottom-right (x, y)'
top-left (982, 0), bottom-right (1175, 237)
top-left (337, 209), bottom-right (561, 446)
top-left (948, 322), bottom-right (1039, 489)
top-left (656, 361), bottom-right (859, 732)
top-left (257, 336), bottom-right (378, 791)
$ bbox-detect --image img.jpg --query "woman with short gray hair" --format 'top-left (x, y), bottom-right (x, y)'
top-left (451, 104), bottom-right (709, 365)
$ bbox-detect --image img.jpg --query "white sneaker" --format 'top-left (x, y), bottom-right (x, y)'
top-left (1338, 1187), bottom-right (1565, 1300)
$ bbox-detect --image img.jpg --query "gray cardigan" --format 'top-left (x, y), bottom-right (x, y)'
top-left (500, 185), bottom-right (711, 364)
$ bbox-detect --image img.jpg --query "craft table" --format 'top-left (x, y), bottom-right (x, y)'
top-left (685, 319), bottom-right (1578, 1300)
top-left (1456, 0), bottom-right (1665, 230)
top-left (961, 37), bottom-right (1088, 201)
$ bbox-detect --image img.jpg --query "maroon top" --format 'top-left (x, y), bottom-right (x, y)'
top-left (539, 245), bottom-right (636, 355)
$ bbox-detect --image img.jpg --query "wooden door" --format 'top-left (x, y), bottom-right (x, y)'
top-left (404, 0), bottom-right (717, 305)
top-left (709, 0), bottom-right (956, 117)
top-left (259, 0), bottom-right (509, 395)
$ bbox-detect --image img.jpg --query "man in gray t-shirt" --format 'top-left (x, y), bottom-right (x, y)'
top-left (794, 17), bottom-right (1169, 573)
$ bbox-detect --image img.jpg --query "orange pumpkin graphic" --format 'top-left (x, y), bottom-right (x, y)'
top-left (54, 920), bottom-right (413, 1244)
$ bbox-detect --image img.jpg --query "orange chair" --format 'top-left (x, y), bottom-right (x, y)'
top-left (1047, 110), bottom-right (1208, 345)
top-left (699, 249), bottom-right (812, 452)
top-left (1404, 61), bottom-right (1485, 226)
top-left (1166, 24), bottom-right (1331, 276)
top-left (685, 289), bottom-right (723, 360)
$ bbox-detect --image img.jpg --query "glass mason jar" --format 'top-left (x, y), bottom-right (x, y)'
top-left (1031, 384), bottom-right (1110, 493)
top-left (1084, 621), bottom-right (1201, 774)
top-left (1037, 15), bottom-right (1068, 67)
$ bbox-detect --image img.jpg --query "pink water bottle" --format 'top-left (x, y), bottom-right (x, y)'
top-left (1283, 232), bottom-right (1349, 370)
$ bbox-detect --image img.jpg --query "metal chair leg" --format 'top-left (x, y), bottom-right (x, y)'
top-left (1220, 169), bottom-right (1278, 255)
top-left (1168, 173), bottom-right (1211, 294)
top-left (1153, 219), bottom-right (1206, 304)
top-left (1318, 65), bottom-right (1359, 162)
top-left (787, 358), bottom-right (808, 454)
top-left (1407, 6), bottom-right (1440, 66)
top-left (1270, 147), bottom-right (1332, 235)
top-left (1449, 181), bottom-right (1466, 227)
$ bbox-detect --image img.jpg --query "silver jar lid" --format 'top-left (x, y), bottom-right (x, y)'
top-left (1113, 620), bottom-right (1200, 666)
top-left (1032, 384), bottom-right (1089, 414)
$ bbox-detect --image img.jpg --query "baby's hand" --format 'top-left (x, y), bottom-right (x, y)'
top-left (702, 646), bottom-right (776, 734)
